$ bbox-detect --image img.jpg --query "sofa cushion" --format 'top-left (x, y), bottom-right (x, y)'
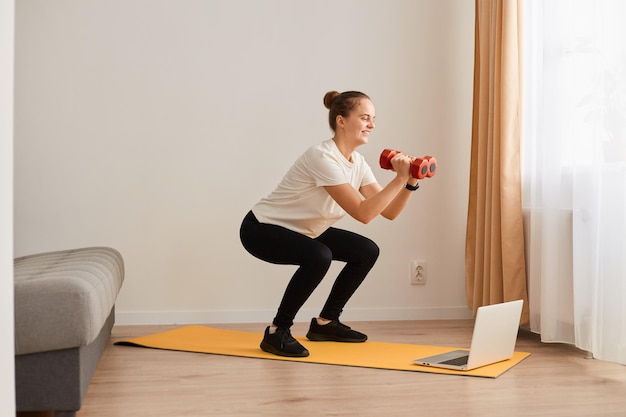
top-left (14, 247), bottom-right (124, 355)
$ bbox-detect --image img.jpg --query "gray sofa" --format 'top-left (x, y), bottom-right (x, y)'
top-left (14, 247), bottom-right (125, 417)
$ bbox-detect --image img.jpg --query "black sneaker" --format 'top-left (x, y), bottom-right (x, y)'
top-left (260, 326), bottom-right (309, 357)
top-left (306, 318), bottom-right (368, 342)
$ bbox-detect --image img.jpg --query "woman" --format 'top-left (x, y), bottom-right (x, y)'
top-left (240, 90), bottom-right (420, 357)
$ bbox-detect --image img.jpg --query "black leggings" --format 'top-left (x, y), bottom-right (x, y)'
top-left (239, 211), bottom-right (380, 328)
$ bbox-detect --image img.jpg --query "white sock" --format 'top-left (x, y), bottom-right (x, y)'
top-left (268, 325), bottom-right (277, 334)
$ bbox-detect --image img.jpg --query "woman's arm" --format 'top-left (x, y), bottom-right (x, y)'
top-left (360, 176), bottom-right (419, 220)
top-left (323, 154), bottom-right (415, 224)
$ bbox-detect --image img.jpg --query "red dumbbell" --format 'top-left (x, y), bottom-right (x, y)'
top-left (379, 148), bottom-right (437, 180)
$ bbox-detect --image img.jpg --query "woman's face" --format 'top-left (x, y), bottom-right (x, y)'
top-left (338, 98), bottom-right (376, 145)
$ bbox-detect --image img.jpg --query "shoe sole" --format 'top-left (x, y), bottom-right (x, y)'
top-left (305, 332), bottom-right (367, 343)
top-left (260, 341), bottom-right (310, 357)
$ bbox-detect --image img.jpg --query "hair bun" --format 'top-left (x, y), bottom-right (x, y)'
top-left (323, 91), bottom-right (340, 109)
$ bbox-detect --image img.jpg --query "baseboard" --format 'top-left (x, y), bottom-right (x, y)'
top-left (115, 306), bottom-right (473, 325)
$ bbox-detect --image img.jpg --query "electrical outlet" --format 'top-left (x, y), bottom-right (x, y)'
top-left (410, 260), bottom-right (427, 285)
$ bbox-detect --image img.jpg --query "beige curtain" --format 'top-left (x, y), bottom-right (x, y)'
top-left (466, 0), bottom-right (529, 324)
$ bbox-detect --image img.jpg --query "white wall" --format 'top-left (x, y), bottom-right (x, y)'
top-left (14, 0), bottom-right (475, 325)
top-left (1, 0), bottom-right (15, 413)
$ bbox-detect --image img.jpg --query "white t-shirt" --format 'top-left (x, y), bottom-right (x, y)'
top-left (252, 139), bottom-right (377, 238)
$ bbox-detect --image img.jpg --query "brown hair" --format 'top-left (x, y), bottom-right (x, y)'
top-left (323, 90), bottom-right (371, 132)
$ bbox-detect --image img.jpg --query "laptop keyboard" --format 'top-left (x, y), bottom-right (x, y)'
top-left (440, 355), bottom-right (469, 366)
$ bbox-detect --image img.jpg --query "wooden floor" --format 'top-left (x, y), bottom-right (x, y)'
top-left (70, 320), bottom-right (626, 417)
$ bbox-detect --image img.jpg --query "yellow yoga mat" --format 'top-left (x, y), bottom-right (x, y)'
top-left (115, 325), bottom-right (531, 378)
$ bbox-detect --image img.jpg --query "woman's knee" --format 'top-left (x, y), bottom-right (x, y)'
top-left (361, 238), bottom-right (380, 265)
top-left (305, 243), bottom-right (333, 271)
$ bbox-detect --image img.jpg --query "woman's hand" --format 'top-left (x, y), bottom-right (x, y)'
top-left (390, 153), bottom-right (412, 180)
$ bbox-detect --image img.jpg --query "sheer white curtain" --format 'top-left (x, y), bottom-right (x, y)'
top-left (523, 0), bottom-right (626, 364)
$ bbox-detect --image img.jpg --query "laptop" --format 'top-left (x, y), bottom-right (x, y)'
top-left (412, 299), bottom-right (523, 371)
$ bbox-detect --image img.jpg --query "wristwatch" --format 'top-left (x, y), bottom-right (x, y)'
top-left (405, 182), bottom-right (420, 191)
